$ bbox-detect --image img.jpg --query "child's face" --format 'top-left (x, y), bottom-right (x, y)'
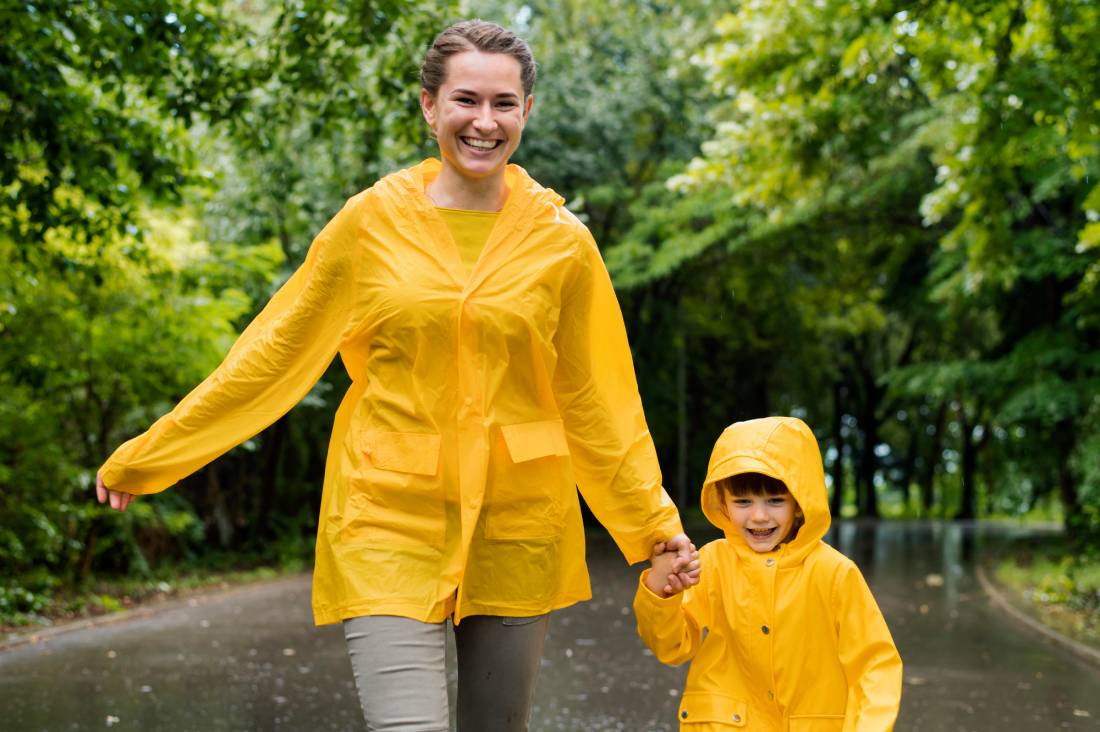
top-left (725, 491), bottom-right (796, 553)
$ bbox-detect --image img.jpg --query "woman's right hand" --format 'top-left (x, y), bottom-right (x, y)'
top-left (96, 472), bottom-right (137, 512)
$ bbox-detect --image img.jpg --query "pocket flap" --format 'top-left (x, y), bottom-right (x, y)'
top-left (500, 420), bottom-right (570, 463)
top-left (789, 714), bottom-right (845, 732)
top-left (364, 431), bottom-right (441, 475)
top-left (678, 693), bottom-right (747, 726)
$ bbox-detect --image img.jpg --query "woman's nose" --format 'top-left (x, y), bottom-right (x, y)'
top-left (473, 105), bottom-right (497, 131)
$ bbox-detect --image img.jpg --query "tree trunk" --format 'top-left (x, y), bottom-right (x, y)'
top-left (676, 324), bottom-right (688, 511)
top-left (1058, 464), bottom-right (1082, 532)
top-left (830, 382), bottom-right (845, 520)
top-left (956, 407), bottom-right (976, 520)
top-left (956, 400), bottom-right (988, 521)
top-left (850, 340), bottom-right (880, 519)
top-left (919, 403), bottom-right (947, 515)
top-left (78, 524), bottom-right (98, 582)
top-left (207, 465), bottom-right (234, 548)
top-left (895, 426), bottom-right (917, 515)
top-left (672, 291), bottom-right (688, 511)
top-left (857, 404), bottom-right (880, 518)
top-left (254, 417), bottom-right (288, 540)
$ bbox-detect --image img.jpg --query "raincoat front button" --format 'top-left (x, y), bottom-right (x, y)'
top-left (765, 558), bottom-right (775, 567)
top-left (762, 625), bottom-right (770, 634)
top-left (681, 710), bottom-right (688, 719)
top-left (767, 690), bottom-right (774, 700)
top-left (732, 714), bottom-right (741, 722)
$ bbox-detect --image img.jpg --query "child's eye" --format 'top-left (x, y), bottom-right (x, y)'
top-left (733, 499), bottom-right (752, 507)
top-left (768, 497), bottom-right (788, 506)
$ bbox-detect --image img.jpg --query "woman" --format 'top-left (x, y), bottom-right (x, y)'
top-left (97, 20), bottom-right (697, 731)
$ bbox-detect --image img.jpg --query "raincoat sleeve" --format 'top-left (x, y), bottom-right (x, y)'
top-left (553, 228), bottom-right (682, 563)
top-left (633, 564), bottom-right (711, 666)
top-left (98, 197), bottom-right (362, 495)
top-left (833, 562), bottom-right (903, 731)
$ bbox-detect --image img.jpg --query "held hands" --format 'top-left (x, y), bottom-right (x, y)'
top-left (96, 472), bottom-right (136, 512)
top-left (645, 533), bottom-right (701, 598)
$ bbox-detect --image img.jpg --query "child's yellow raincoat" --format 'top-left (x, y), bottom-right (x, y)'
top-left (635, 417), bottom-right (902, 730)
top-left (100, 159), bottom-right (682, 625)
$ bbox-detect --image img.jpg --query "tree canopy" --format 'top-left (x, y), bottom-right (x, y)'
top-left (1, 0), bottom-right (453, 615)
top-left (613, 0), bottom-right (1099, 529)
top-left (2, 0), bottom-right (1098, 621)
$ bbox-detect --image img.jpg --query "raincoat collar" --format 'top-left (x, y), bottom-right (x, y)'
top-left (700, 417), bottom-right (830, 566)
top-left (382, 159), bottom-right (566, 291)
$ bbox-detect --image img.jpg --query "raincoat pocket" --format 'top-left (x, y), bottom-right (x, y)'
top-left (364, 431), bottom-right (441, 475)
top-left (788, 715), bottom-right (844, 732)
top-left (677, 692), bottom-right (747, 727)
top-left (484, 419), bottom-right (572, 540)
top-left (341, 431), bottom-right (444, 548)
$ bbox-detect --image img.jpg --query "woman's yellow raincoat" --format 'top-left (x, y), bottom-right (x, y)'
top-left (100, 159), bottom-right (682, 625)
top-left (634, 417), bottom-right (902, 731)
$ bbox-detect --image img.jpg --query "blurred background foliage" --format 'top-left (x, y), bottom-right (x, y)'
top-left (1, 0), bottom-right (1098, 622)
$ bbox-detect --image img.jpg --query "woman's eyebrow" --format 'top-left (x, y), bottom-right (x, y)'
top-left (449, 87), bottom-right (521, 100)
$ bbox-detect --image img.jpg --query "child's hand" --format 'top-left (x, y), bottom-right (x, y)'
top-left (645, 541), bottom-right (700, 598)
top-left (665, 532), bottom-right (702, 590)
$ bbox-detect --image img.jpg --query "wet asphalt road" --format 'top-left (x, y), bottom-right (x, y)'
top-left (0, 521), bottom-right (1097, 731)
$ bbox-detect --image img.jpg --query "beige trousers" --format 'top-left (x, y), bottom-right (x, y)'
top-left (343, 613), bottom-right (550, 732)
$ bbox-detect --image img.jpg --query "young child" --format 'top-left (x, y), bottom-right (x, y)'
top-left (636, 417), bottom-right (902, 730)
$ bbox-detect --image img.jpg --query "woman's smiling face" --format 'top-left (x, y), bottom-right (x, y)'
top-left (420, 50), bottom-right (533, 184)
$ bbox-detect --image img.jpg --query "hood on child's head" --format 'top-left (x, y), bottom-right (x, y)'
top-left (701, 416), bottom-right (831, 561)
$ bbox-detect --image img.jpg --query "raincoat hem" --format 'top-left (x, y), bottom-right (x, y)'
top-left (453, 593), bottom-right (591, 624)
top-left (313, 601), bottom-right (453, 626)
top-left (312, 591), bottom-right (594, 626)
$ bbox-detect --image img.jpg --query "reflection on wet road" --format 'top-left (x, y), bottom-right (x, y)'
top-left (0, 521), bottom-right (1096, 730)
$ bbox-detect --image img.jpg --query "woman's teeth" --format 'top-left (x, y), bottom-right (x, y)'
top-left (462, 137), bottom-right (500, 150)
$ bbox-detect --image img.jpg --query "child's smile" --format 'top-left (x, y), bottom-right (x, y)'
top-left (726, 493), bottom-right (796, 552)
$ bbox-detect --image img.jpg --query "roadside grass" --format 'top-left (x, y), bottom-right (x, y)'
top-left (1, 553), bottom-right (308, 633)
top-left (992, 537), bottom-right (1100, 649)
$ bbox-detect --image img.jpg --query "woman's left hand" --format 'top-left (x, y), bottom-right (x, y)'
top-left (96, 472), bottom-right (137, 512)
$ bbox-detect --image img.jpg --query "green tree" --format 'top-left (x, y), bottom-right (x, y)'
top-left (639, 0), bottom-right (1100, 526)
top-left (0, 0), bottom-right (455, 615)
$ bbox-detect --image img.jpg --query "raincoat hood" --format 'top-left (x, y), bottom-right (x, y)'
top-left (701, 417), bottom-right (830, 562)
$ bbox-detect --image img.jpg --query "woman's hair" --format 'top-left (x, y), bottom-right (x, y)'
top-left (420, 20), bottom-right (537, 98)
top-left (715, 472), bottom-right (789, 499)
